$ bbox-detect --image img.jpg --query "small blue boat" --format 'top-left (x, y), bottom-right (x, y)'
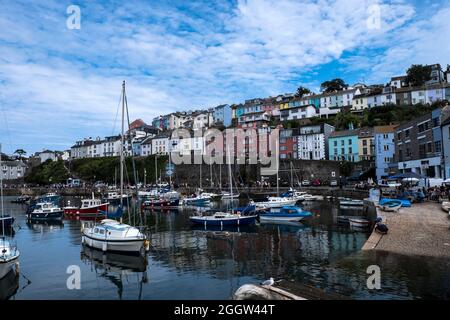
top-left (259, 206), bottom-right (312, 223)
top-left (233, 204), bottom-right (256, 215)
top-left (189, 212), bottom-right (257, 227)
top-left (380, 198), bottom-right (411, 207)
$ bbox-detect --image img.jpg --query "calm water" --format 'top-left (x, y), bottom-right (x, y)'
top-left (1, 196), bottom-right (449, 300)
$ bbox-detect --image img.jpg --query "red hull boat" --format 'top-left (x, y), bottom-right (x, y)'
top-left (64, 197), bottom-right (109, 217)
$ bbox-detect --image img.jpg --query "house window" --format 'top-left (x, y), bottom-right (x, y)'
top-left (405, 129), bottom-right (410, 138)
top-left (435, 141), bottom-right (442, 153)
top-left (348, 139), bottom-right (352, 145)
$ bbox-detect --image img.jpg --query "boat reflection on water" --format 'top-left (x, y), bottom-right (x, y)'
top-left (26, 220), bottom-right (64, 232)
top-left (259, 221), bottom-right (309, 233)
top-left (0, 269), bottom-right (19, 300)
top-left (190, 224), bottom-right (259, 235)
top-left (80, 246), bottom-right (148, 300)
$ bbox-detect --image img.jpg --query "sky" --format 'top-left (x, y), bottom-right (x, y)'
top-left (0, 0), bottom-right (449, 155)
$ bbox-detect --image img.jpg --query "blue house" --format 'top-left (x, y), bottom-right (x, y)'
top-left (213, 104), bottom-right (232, 127)
top-left (374, 125), bottom-right (396, 181)
top-left (328, 129), bottom-right (360, 162)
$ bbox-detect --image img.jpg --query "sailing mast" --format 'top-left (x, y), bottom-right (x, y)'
top-left (290, 161), bottom-right (294, 189)
top-left (209, 162), bottom-right (213, 188)
top-left (120, 81), bottom-right (125, 212)
top-left (227, 145), bottom-right (233, 214)
top-left (0, 144), bottom-right (5, 237)
top-left (276, 139), bottom-right (279, 197)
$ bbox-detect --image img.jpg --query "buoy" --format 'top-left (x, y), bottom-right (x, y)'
top-left (102, 242), bottom-right (107, 252)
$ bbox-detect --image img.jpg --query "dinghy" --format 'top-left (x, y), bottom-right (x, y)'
top-left (380, 200), bottom-right (402, 212)
top-left (348, 217), bottom-right (371, 229)
top-left (441, 201), bottom-right (450, 213)
top-left (189, 212), bottom-right (257, 227)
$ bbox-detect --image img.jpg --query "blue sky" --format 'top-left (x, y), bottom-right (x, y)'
top-left (1, 0), bottom-right (450, 155)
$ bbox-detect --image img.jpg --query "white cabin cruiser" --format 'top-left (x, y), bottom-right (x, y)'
top-left (81, 219), bottom-right (149, 254)
top-left (27, 202), bottom-right (64, 220)
top-left (255, 196), bottom-right (298, 209)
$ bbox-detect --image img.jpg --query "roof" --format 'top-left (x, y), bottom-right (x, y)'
top-left (358, 127), bottom-right (374, 138)
top-left (329, 129), bottom-right (360, 138)
top-left (1, 160), bottom-right (27, 167)
top-left (374, 125), bottom-right (397, 134)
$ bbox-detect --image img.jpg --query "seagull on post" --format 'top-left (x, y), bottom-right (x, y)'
top-left (260, 277), bottom-right (275, 286)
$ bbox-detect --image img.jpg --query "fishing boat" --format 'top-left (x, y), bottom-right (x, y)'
top-left (0, 144), bottom-right (20, 280)
top-left (348, 217), bottom-right (371, 228)
top-left (379, 199), bottom-right (402, 212)
top-left (441, 201), bottom-right (450, 213)
top-left (64, 194), bottom-right (109, 217)
top-left (255, 196), bottom-right (298, 209)
top-left (259, 206), bottom-right (312, 223)
top-left (189, 212), bottom-right (257, 227)
top-left (27, 202), bottom-right (64, 221)
top-left (81, 219), bottom-right (149, 254)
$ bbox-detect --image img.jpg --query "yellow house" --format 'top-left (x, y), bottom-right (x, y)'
top-left (358, 127), bottom-right (375, 161)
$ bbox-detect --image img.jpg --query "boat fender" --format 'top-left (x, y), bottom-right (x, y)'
top-left (144, 240), bottom-right (150, 252)
top-left (15, 261), bottom-right (20, 275)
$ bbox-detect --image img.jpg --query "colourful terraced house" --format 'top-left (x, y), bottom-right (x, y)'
top-left (328, 128), bottom-right (360, 162)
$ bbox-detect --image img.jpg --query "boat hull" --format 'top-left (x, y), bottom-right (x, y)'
top-left (107, 195), bottom-right (132, 205)
top-left (259, 214), bottom-right (306, 223)
top-left (142, 199), bottom-right (180, 209)
top-left (81, 233), bottom-right (146, 254)
top-left (0, 256), bottom-right (19, 280)
top-left (27, 210), bottom-right (64, 221)
top-left (255, 199), bottom-right (298, 208)
top-left (64, 203), bottom-right (108, 217)
top-left (189, 215), bottom-right (257, 227)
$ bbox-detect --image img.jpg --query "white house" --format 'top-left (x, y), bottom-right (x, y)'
top-left (193, 111), bottom-right (213, 129)
top-left (0, 160), bottom-right (27, 180)
top-left (38, 150), bottom-right (57, 163)
top-left (140, 136), bottom-right (153, 156)
top-left (296, 123), bottom-right (335, 160)
top-left (411, 88), bottom-right (427, 105)
top-left (151, 131), bottom-right (171, 155)
top-left (280, 105), bottom-right (317, 121)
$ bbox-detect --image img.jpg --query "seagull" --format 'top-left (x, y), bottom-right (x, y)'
top-left (260, 277), bottom-right (275, 286)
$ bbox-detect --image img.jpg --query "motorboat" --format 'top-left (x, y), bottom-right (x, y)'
top-left (81, 219), bottom-right (149, 254)
top-left (254, 196), bottom-right (298, 209)
top-left (348, 217), bottom-right (371, 229)
top-left (380, 197), bottom-right (411, 208)
top-left (442, 201), bottom-right (450, 213)
top-left (64, 194), bottom-right (109, 217)
top-left (141, 197), bottom-right (180, 210)
top-left (259, 206), bottom-right (312, 223)
top-left (27, 202), bottom-right (64, 221)
top-left (220, 192), bottom-right (240, 200)
top-left (379, 200), bottom-right (402, 212)
top-left (183, 194), bottom-right (211, 206)
top-left (105, 192), bottom-right (132, 205)
top-left (0, 239), bottom-right (20, 279)
top-left (339, 198), bottom-right (364, 207)
top-left (10, 194), bottom-right (31, 204)
top-left (189, 212), bottom-right (257, 227)
top-left (200, 192), bottom-right (223, 201)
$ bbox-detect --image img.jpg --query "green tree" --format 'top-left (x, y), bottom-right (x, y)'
top-left (320, 79), bottom-right (348, 93)
top-left (295, 86), bottom-right (312, 98)
top-left (14, 149), bottom-right (26, 160)
top-left (405, 64), bottom-right (432, 87)
top-left (334, 110), bottom-right (360, 130)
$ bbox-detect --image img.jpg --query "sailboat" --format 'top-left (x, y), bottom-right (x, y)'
top-left (81, 81), bottom-right (149, 255)
top-left (189, 146), bottom-right (257, 227)
top-left (0, 144), bottom-right (20, 279)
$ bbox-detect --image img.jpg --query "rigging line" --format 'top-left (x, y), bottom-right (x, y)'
top-left (111, 90), bottom-right (122, 136)
top-left (0, 96), bottom-right (13, 152)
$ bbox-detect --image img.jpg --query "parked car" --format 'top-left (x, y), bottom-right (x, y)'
top-left (301, 180), bottom-right (311, 187)
top-left (330, 180), bottom-right (338, 187)
top-left (312, 179), bottom-right (321, 186)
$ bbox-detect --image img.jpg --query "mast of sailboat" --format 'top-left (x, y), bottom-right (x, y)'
top-left (227, 145), bottom-right (233, 213)
top-left (199, 163), bottom-right (202, 190)
top-left (155, 154), bottom-right (158, 193)
top-left (0, 143), bottom-right (5, 237)
top-left (120, 81), bottom-right (125, 222)
top-left (210, 162), bottom-right (213, 189)
top-left (276, 139), bottom-right (279, 197)
top-left (290, 161), bottom-right (294, 189)
top-left (219, 163), bottom-right (222, 191)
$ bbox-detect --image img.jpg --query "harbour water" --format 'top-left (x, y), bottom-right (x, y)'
top-left (1, 196), bottom-right (449, 300)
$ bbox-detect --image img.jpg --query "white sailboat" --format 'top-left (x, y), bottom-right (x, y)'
top-left (81, 81), bottom-right (149, 255)
top-left (0, 144), bottom-right (20, 279)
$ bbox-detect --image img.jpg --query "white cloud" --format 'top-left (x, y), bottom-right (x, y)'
top-left (0, 0), bottom-right (448, 154)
